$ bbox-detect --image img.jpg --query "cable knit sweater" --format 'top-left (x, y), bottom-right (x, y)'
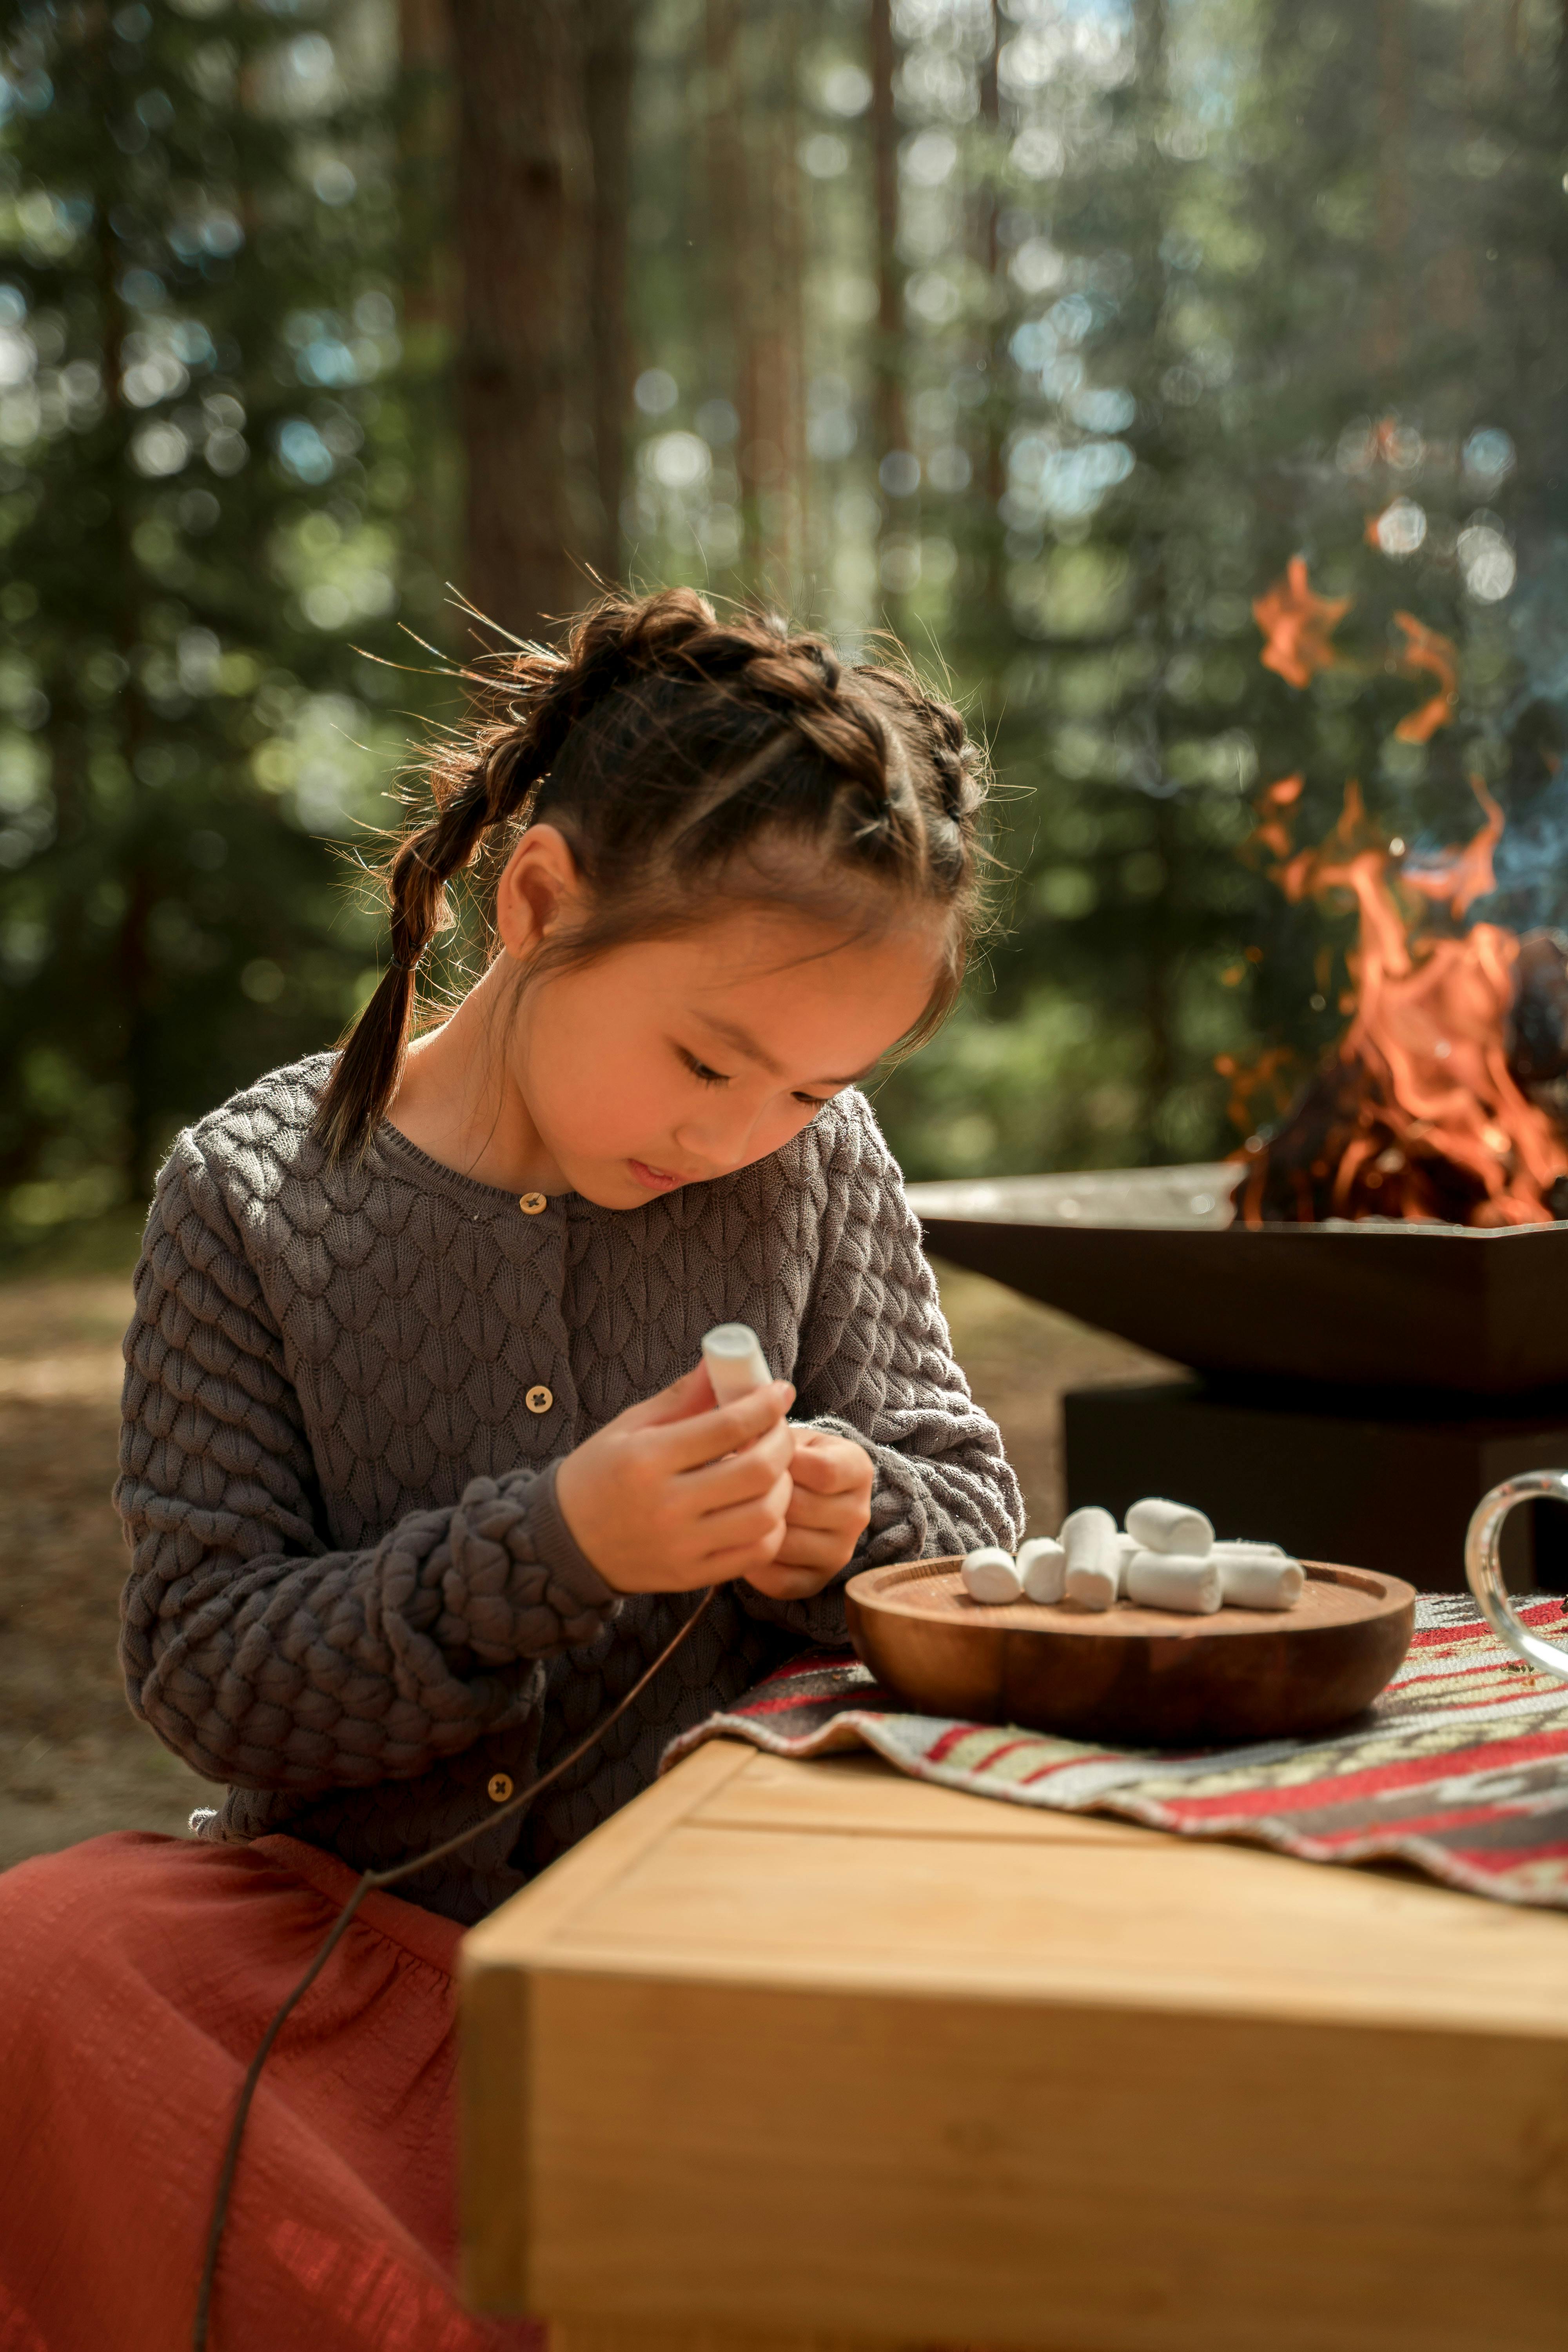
top-left (115, 1054), bottom-right (1021, 1923)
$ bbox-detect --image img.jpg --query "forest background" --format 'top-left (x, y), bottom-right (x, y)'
top-left (2, 0), bottom-right (1564, 1263)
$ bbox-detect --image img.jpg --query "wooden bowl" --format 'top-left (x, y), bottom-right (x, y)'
top-left (844, 1557), bottom-right (1416, 1746)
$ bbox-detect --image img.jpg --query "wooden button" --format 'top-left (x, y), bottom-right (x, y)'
top-left (487, 1773), bottom-right (514, 1804)
top-left (518, 1192), bottom-right (547, 1215)
top-left (525, 1385), bottom-right (554, 1415)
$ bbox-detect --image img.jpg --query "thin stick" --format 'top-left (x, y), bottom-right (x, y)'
top-left (190, 1886), bottom-right (372, 2348)
top-left (192, 1587), bottom-right (716, 2351)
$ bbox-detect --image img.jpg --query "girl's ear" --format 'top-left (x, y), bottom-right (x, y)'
top-left (495, 825), bottom-right (583, 961)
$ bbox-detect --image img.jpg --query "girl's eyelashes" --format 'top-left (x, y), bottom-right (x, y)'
top-left (677, 1047), bottom-right (730, 1087)
top-left (677, 1043), bottom-right (835, 1113)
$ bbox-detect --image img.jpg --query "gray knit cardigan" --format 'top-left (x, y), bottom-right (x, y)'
top-left (115, 1054), bottom-right (1022, 1922)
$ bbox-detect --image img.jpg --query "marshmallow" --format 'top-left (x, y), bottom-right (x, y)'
top-left (962, 1546), bottom-right (1024, 1604)
top-left (1061, 1506), bottom-right (1120, 1611)
top-left (1116, 1530), bottom-right (1140, 1566)
top-left (1214, 1546), bottom-right (1304, 1611)
top-left (1124, 1550), bottom-right (1222, 1614)
top-left (1125, 1496), bottom-right (1215, 1557)
top-left (1017, 1537), bottom-right (1066, 1604)
top-left (701, 1323), bottom-right (774, 1405)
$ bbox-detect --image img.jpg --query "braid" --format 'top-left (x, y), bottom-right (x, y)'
top-left (315, 584), bottom-right (991, 1162)
top-left (314, 644), bottom-right (624, 1161)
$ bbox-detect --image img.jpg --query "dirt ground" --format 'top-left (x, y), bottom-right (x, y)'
top-left (0, 1258), bottom-right (1164, 1874)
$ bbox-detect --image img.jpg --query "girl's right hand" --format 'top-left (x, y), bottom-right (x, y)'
top-left (554, 1364), bottom-right (797, 1593)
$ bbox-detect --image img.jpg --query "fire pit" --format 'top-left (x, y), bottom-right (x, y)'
top-left (907, 1164), bottom-right (1568, 1395)
top-left (906, 558), bottom-right (1568, 1588)
top-left (909, 1166), bottom-right (1568, 1591)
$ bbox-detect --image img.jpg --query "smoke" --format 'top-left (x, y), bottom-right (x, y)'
top-left (1424, 698), bottom-right (1568, 936)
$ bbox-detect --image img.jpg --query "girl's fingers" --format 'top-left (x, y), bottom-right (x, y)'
top-left (691, 1473), bottom-right (795, 1557)
top-left (615, 1361), bottom-right (717, 1430)
top-left (773, 1521), bottom-right (858, 1568)
top-left (780, 1487), bottom-right (862, 1535)
top-left (641, 1554), bottom-right (742, 1593)
top-left (742, 1559), bottom-right (838, 1601)
top-left (680, 1424), bottom-right (797, 1510)
top-left (786, 1441), bottom-right (866, 1495)
top-left (785, 1496), bottom-right (869, 1552)
top-left (653, 1381), bottom-right (797, 1473)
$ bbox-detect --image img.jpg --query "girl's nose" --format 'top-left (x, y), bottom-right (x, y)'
top-left (671, 1101), bottom-right (771, 1176)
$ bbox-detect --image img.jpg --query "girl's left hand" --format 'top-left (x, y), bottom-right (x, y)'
top-left (744, 1427), bottom-right (873, 1601)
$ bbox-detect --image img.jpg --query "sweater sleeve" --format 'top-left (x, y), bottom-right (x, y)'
top-left (738, 1096), bottom-right (1024, 1642)
top-left (115, 1133), bottom-right (620, 1794)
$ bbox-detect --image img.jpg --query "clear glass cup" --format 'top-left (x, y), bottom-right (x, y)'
top-left (1465, 1471), bottom-right (1568, 1682)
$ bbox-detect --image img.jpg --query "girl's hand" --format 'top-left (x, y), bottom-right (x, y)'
top-left (744, 1427), bottom-right (874, 1602)
top-left (555, 1364), bottom-right (797, 1594)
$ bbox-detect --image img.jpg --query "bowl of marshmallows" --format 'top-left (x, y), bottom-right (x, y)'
top-left (844, 1503), bottom-right (1415, 1746)
top-left (962, 1497), bottom-right (1304, 1617)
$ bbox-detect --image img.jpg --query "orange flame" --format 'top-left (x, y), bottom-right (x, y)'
top-left (1214, 1044), bottom-right (1299, 1136)
top-left (1399, 777), bottom-right (1503, 917)
top-left (1241, 780), bottom-right (1568, 1226)
top-left (1252, 773), bottom-right (1304, 859)
top-left (1391, 612), bottom-right (1459, 744)
top-left (1252, 558), bottom-right (1350, 689)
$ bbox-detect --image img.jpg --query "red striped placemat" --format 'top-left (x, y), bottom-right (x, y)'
top-left (662, 1593), bottom-right (1568, 1907)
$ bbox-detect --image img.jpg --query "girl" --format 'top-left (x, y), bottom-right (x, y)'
top-left (0, 589), bottom-right (1021, 2351)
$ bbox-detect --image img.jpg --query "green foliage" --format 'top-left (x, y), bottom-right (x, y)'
top-left (621, 0), bottom-right (1568, 1177)
top-left (6, 0), bottom-right (1568, 1245)
top-left (0, 0), bottom-right (413, 1246)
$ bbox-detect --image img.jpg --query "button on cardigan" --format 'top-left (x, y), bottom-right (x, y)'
top-left (115, 1054), bottom-right (1022, 1924)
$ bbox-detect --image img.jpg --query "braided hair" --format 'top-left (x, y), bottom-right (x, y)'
top-left (314, 587), bottom-right (990, 1162)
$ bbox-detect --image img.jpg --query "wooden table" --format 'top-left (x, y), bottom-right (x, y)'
top-left (461, 1738), bottom-right (1568, 2352)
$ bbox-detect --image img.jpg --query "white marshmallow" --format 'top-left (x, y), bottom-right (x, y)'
top-left (962, 1546), bottom-right (1024, 1605)
top-left (701, 1323), bottom-right (774, 1405)
top-left (1017, 1537), bottom-right (1066, 1604)
top-left (1116, 1530), bottom-right (1140, 1566)
top-left (1061, 1506), bottom-right (1120, 1611)
top-left (1124, 1550), bottom-right (1222, 1614)
top-left (1214, 1547), bottom-right (1304, 1611)
top-left (1125, 1496), bottom-right (1215, 1557)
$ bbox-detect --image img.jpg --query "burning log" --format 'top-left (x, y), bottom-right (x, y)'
top-left (1234, 801), bottom-right (1568, 1227)
top-left (1234, 561), bottom-right (1568, 1229)
top-left (1509, 929), bottom-right (1568, 1086)
top-left (1235, 1033), bottom-right (1552, 1226)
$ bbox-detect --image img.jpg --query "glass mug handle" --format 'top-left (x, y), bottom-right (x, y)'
top-left (1465, 1470), bottom-right (1568, 1684)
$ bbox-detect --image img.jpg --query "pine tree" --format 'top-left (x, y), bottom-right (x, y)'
top-left (0, 0), bottom-right (409, 1242)
top-left (879, 0), bottom-right (1568, 1180)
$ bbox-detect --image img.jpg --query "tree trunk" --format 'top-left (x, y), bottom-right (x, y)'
top-left (752, 5), bottom-right (806, 593)
top-left (869, 0), bottom-right (904, 471)
top-left (399, 0), bottom-right (454, 337)
top-left (977, 0), bottom-right (1004, 615)
top-left (1372, 0), bottom-right (1409, 375)
top-left (95, 73), bottom-right (156, 1196)
top-left (1132, 0), bottom-right (1176, 1161)
top-left (583, 0), bottom-right (637, 586)
top-left (703, 0), bottom-right (743, 446)
top-left (869, 0), bottom-right (907, 622)
top-left (450, 0), bottom-right (590, 638)
top-left (397, 0), bottom-right (459, 632)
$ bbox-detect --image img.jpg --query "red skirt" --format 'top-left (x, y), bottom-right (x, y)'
top-left (0, 1829), bottom-right (544, 2352)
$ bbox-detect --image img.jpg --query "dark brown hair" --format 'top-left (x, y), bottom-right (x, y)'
top-left (314, 586), bottom-right (991, 1162)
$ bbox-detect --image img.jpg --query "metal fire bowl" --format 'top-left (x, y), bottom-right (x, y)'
top-left (907, 1163), bottom-right (1568, 1396)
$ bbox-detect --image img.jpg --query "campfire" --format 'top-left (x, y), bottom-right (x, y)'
top-left (1221, 558), bottom-right (1568, 1229)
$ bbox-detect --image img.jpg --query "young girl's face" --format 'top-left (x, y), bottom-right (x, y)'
top-left (503, 858), bottom-right (943, 1209)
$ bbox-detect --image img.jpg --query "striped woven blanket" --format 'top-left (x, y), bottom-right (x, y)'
top-left (664, 1592), bottom-right (1568, 1908)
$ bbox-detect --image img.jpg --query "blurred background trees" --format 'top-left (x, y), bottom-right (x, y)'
top-left (1, 0), bottom-right (1562, 1251)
